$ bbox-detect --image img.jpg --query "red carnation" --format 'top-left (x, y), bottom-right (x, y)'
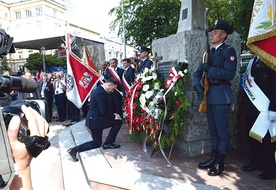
top-left (134, 91), bottom-right (139, 98)
top-left (176, 99), bottom-right (181, 107)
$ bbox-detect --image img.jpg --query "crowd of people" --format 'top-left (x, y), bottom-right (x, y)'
top-left (9, 70), bottom-right (89, 124)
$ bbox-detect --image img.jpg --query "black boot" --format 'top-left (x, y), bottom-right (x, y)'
top-left (208, 153), bottom-right (225, 176)
top-left (198, 150), bottom-right (218, 169)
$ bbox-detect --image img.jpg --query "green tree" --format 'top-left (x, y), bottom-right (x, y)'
top-left (205, 0), bottom-right (254, 51)
top-left (110, 0), bottom-right (253, 51)
top-left (109, 0), bottom-right (181, 48)
top-left (1, 57), bottom-right (11, 73)
top-left (25, 51), bottom-right (66, 74)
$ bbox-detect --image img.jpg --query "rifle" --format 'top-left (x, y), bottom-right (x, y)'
top-left (199, 8), bottom-right (210, 113)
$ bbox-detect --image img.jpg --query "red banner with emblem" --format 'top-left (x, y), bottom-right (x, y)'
top-left (247, 0), bottom-right (276, 71)
top-left (66, 52), bottom-right (99, 108)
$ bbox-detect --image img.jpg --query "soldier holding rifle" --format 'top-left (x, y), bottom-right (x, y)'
top-left (193, 20), bottom-right (237, 176)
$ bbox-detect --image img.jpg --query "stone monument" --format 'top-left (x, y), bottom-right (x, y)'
top-left (152, 0), bottom-right (241, 156)
top-left (177, 0), bottom-right (205, 32)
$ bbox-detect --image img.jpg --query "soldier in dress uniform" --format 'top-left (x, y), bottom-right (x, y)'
top-left (193, 19), bottom-right (237, 176)
top-left (136, 46), bottom-right (153, 73)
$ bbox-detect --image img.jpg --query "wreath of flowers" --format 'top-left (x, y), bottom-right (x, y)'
top-left (124, 61), bottom-right (189, 149)
top-left (124, 67), bottom-right (162, 144)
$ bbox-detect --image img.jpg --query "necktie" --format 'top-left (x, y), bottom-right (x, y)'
top-left (211, 48), bottom-right (215, 54)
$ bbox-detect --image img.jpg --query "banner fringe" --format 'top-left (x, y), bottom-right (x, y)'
top-left (249, 131), bottom-right (263, 143)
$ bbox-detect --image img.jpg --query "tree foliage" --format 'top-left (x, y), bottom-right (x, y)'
top-left (109, 0), bottom-right (254, 51)
top-left (25, 51), bottom-right (66, 74)
top-left (205, 0), bottom-right (254, 50)
top-left (109, 0), bottom-right (181, 48)
top-left (1, 57), bottom-right (11, 73)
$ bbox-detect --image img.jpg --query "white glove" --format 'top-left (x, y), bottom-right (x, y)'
top-left (268, 111), bottom-right (276, 122)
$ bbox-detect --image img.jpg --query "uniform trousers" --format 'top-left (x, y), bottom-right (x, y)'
top-left (207, 104), bottom-right (231, 155)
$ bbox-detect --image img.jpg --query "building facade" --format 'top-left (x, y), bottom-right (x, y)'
top-left (0, 0), bottom-right (135, 73)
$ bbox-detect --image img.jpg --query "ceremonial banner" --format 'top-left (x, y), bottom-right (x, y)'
top-left (243, 58), bottom-right (276, 142)
top-left (65, 29), bottom-right (99, 108)
top-left (247, 0), bottom-right (276, 71)
top-left (66, 52), bottom-right (99, 108)
top-left (82, 43), bottom-right (97, 71)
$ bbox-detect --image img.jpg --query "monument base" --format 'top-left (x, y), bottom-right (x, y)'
top-left (152, 30), bottom-right (241, 156)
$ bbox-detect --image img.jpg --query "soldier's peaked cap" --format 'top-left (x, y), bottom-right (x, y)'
top-left (210, 19), bottom-right (233, 35)
top-left (140, 46), bottom-right (151, 53)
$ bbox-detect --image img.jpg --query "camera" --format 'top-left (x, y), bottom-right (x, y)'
top-left (2, 100), bottom-right (49, 142)
top-left (0, 99), bottom-right (50, 189)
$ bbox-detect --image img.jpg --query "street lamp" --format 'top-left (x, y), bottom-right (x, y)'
top-left (40, 47), bottom-right (46, 72)
top-left (122, 0), bottom-right (126, 59)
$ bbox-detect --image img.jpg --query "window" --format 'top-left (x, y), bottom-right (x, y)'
top-left (36, 7), bottom-right (42, 15)
top-left (53, 9), bottom-right (57, 17)
top-left (18, 52), bottom-right (23, 59)
top-left (28, 50), bottom-right (33, 55)
top-left (25, 9), bottom-right (32, 17)
top-left (15, 11), bottom-right (21, 19)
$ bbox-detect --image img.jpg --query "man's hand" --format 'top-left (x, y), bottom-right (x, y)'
top-left (269, 110), bottom-right (276, 122)
top-left (194, 84), bottom-right (204, 102)
top-left (200, 62), bottom-right (210, 72)
top-left (8, 105), bottom-right (49, 190)
top-left (114, 113), bottom-right (122, 120)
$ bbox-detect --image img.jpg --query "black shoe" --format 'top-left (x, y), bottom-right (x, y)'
top-left (67, 148), bottom-right (79, 162)
top-left (70, 119), bottom-right (76, 122)
top-left (103, 143), bottom-right (120, 150)
top-left (198, 150), bottom-right (218, 169)
top-left (207, 153), bottom-right (225, 176)
top-left (241, 164), bottom-right (263, 172)
top-left (257, 172), bottom-right (276, 180)
top-left (60, 119), bottom-right (65, 122)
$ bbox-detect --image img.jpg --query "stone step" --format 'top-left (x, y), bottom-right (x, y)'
top-left (58, 122), bottom-right (91, 190)
top-left (59, 121), bottom-right (221, 190)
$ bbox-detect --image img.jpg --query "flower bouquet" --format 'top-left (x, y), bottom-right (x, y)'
top-left (124, 60), bottom-right (189, 151)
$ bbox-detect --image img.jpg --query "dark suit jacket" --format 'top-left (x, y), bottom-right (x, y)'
top-left (86, 86), bottom-right (115, 128)
top-left (105, 67), bottom-right (124, 91)
top-left (105, 67), bottom-right (124, 115)
top-left (138, 58), bottom-right (153, 73)
top-left (124, 66), bottom-right (136, 86)
top-left (244, 57), bottom-right (276, 116)
top-left (193, 43), bottom-right (237, 104)
top-left (44, 81), bottom-right (54, 100)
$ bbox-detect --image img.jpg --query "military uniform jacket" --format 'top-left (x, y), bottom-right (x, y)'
top-left (138, 58), bottom-right (153, 73)
top-left (193, 43), bottom-right (237, 104)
